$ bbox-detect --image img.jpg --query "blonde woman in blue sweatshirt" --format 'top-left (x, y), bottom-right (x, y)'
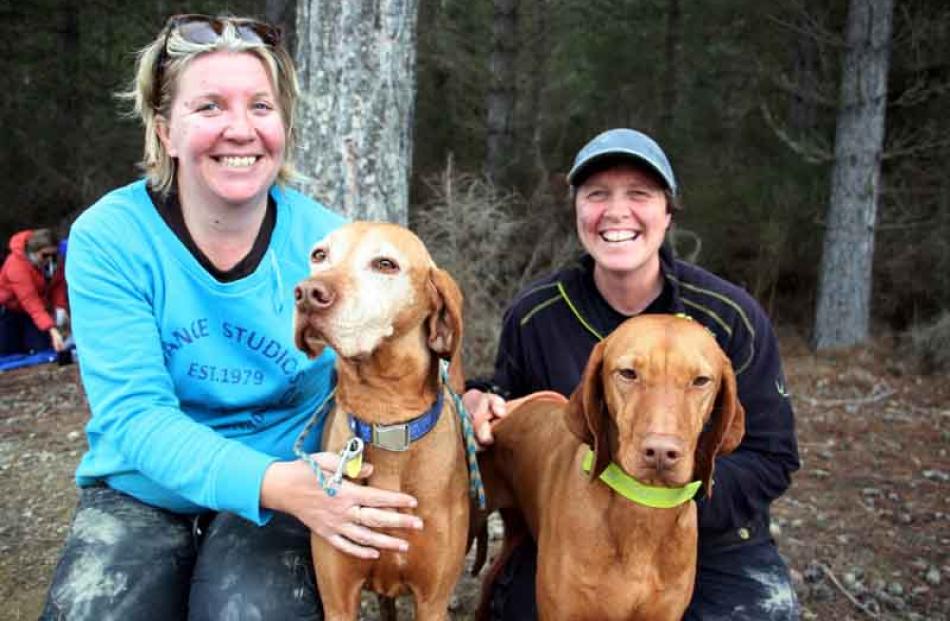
top-left (41, 15), bottom-right (420, 620)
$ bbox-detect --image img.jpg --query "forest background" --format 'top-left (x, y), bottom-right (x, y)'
top-left (1, 2), bottom-right (949, 619)
top-left (2, 0), bottom-right (949, 371)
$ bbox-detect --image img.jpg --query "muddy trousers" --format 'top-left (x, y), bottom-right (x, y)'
top-left (490, 538), bottom-right (800, 621)
top-left (40, 485), bottom-right (322, 621)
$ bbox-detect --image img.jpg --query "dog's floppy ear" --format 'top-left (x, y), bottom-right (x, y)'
top-left (427, 267), bottom-right (465, 393)
top-left (694, 353), bottom-right (746, 496)
top-left (566, 340), bottom-right (610, 480)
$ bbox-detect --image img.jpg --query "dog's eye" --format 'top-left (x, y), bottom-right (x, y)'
top-left (692, 376), bottom-right (712, 387)
top-left (311, 248), bottom-right (327, 263)
top-left (617, 368), bottom-right (638, 381)
top-left (372, 257), bottom-right (400, 273)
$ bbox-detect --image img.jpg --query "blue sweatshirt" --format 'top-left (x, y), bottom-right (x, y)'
top-left (67, 179), bottom-right (345, 524)
top-left (487, 247), bottom-right (800, 549)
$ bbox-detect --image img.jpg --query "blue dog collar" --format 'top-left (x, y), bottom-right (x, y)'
top-left (348, 390), bottom-right (445, 452)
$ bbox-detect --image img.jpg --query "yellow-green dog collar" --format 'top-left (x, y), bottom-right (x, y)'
top-left (582, 448), bottom-right (701, 509)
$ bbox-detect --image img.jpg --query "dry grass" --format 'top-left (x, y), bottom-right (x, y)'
top-left (413, 159), bottom-right (578, 376)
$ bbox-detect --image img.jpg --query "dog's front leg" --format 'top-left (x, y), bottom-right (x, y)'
top-left (311, 534), bottom-right (365, 621)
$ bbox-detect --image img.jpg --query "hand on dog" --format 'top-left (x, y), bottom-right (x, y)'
top-left (261, 455), bottom-right (423, 559)
top-left (463, 389), bottom-right (508, 447)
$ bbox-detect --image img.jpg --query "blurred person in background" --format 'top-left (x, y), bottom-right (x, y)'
top-left (0, 227), bottom-right (68, 355)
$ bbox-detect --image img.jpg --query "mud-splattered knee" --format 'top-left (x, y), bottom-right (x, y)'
top-left (744, 566), bottom-right (800, 620)
top-left (188, 512), bottom-right (321, 621)
top-left (41, 487), bottom-right (195, 620)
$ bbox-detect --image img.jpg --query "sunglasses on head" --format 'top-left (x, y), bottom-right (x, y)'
top-left (152, 14), bottom-right (282, 110)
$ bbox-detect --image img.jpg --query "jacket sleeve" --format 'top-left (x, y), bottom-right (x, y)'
top-left (7, 259), bottom-right (55, 332)
top-left (490, 304), bottom-right (530, 400)
top-left (696, 302), bottom-right (801, 532)
top-left (50, 264), bottom-right (68, 311)
top-left (67, 209), bottom-right (277, 525)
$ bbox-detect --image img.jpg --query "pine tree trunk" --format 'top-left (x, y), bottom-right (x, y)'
top-left (294, 0), bottom-right (419, 224)
top-left (813, 0), bottom-right (893, 350)
top-left (484, 0), bottom-right (518, 184)
top-left (788, 5), bottom-right (819, 135)
top-left (660, 0), bottom-right (680, 140)
top-left (527, 0), bottom-right (551, 190)
top-left (59, 0), bottom-right (82, 203)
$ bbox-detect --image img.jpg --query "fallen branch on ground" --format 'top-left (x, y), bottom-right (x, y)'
top-left (818, 562), bottom-right (879, 619)
top-left (797, 386), bottom-right (895, 408)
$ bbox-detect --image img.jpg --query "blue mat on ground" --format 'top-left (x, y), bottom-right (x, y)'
top-left (0, 349), bottom-right (58, 372)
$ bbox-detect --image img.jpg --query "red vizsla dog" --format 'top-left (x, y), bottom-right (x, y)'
top-left (479, 314), bottom-right (745, 620)
top-left (293, 222), bottom-right (471, 621)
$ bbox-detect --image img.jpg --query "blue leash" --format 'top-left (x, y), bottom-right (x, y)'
top-left (441, 360), bottom-right (487, 510)
top-left (292, 388), bottom-right (349, 496)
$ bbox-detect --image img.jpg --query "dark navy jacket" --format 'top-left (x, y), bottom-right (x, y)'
top-left (485, 245), bottom-right (800, 549)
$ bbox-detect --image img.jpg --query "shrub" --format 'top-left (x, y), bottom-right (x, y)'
top-left (413, 159), bottom-right (578, 377)
top-left (904, 312), bottom-right (950, 374)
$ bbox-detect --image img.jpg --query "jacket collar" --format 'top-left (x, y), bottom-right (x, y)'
top-left (558, 243), bottom-right (685, 340)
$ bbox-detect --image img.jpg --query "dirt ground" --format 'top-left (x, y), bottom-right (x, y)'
top-left (1, 332), bottom-right (947, 620)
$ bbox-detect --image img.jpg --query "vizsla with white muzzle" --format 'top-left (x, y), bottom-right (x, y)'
top-left (293, 221), bottom-right (476, 621)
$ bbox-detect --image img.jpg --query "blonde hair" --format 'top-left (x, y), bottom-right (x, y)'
top-left (121, 17), bottom-right (300, 194)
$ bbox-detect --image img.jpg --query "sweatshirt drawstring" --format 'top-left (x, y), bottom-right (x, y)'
top-left (270, 251), bottom-right (284, 315)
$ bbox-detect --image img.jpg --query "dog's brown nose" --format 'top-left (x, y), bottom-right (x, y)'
top-left (294, 280), bottom-right (336, 310)
top-left (641, 434), bottom-right (684, 472)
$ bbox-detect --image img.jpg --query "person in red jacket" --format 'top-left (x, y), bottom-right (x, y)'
top-left (0, 228), bottom-right (68, 355)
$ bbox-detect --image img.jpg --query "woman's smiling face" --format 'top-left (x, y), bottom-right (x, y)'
top-left (574, 163), bottom-right (672, 278)
top-left (157, 51), bottom-right (285, 209)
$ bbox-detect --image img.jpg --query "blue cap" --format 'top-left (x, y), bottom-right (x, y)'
top-left (567, 128), bottom-right (677, 194)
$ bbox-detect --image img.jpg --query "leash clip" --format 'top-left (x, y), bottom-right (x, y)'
top-left (328, 437), bottom-right (365, 493)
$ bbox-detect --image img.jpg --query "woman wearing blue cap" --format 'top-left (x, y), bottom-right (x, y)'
top-left (465, 128), bottom-right (801, 619)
